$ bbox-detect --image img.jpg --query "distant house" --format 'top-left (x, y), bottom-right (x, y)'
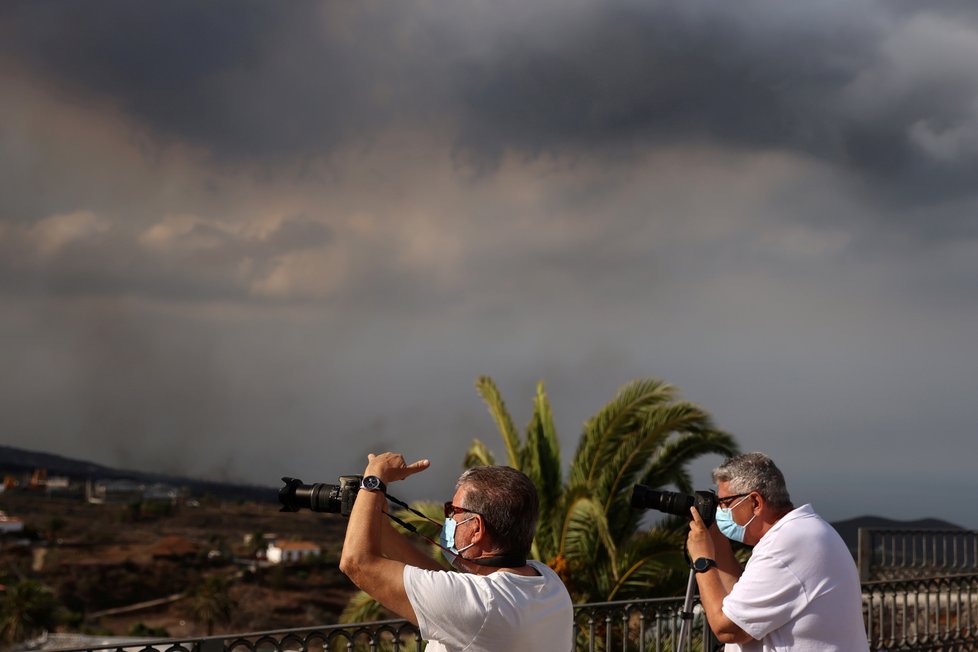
top-left (0, 511), bottom-right (24, 534)
top-left (87, 479), bottom-right (144, 504)
top-left (84, 479), bottom-right (180, 505)
top-left (143, 483), bottom-right (179, 504)
top-left (44, 475), bottom-right (73, 494)
top-left (266, 540), bottom-right (321, 564)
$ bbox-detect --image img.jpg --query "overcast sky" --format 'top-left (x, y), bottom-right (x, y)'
top-left (1, 0), bottom-right (976, 528)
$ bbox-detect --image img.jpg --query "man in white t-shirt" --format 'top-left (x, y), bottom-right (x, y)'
top-left (340, 452), bottom-right (574, 652)
top-left (685, 452), bottom-right (869, 651)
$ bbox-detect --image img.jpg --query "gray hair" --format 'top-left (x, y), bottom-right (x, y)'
top-left (456, 465), bottom-right (539, 557)
top-left (712, 452), bottom-right (793, 510)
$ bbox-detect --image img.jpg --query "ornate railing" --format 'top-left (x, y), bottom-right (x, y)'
top-left (572, 596), bottom-right (718, 651)
top-left (20, 574), bottom-right (978, 652)
top-left (18, 597), bottom-right (710, 652)
top-left (859, 528), bottom-right (978, 581)
top-left (863, 573), bottom-right (978, 651)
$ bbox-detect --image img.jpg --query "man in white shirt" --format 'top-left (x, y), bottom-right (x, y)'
top-left (340, 452), bottom-right (574, 652)
top-left (685, 452), bottom-right (869, 651)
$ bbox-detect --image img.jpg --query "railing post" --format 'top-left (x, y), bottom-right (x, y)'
top-left (198, 638), bottom-right (225, 652)
top-left (858, 528), bottom-right (873, 581)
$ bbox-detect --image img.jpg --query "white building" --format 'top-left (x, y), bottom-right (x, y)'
top-left (0, 510), bottom-right (24, 534)
top-left (266, 540), bottom-right (321, 564)
top-left (86, 479), bottom-right (144, 504)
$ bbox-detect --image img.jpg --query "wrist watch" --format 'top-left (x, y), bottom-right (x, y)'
top-left (692, 557), bottom-right (717, 573)
top-left (360, 475), bottom-right (387, 493)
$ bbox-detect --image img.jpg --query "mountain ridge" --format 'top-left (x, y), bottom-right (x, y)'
top-left (0, 443), bottom-right (275, 503)
top-left (2, 444), bottom-right (969, 536)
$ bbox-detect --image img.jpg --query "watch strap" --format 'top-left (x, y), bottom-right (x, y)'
top-left (360, 475), bottom-right (387, 493)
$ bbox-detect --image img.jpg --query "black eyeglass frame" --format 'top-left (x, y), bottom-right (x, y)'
top-left (716, 492), bottom-right (752, 508)
top-left (443, 501), bottom-right (485, 520)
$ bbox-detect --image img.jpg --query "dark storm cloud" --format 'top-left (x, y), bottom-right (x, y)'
top-left (5, 0), bottom-right (978, 207)
top-left (2, 0), bottom-right (978, 525)
top-left (0, 1), bottom-right (452, 162)
top-left (454, 4), bottom-right (865, 156)
top-left (451, 1), bottom-right (978, 206)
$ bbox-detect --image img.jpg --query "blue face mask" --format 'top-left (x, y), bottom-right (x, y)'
top-left (715, 495), bottom-right (756, 543)
top-left (439, 515), bottom-right (475, 566)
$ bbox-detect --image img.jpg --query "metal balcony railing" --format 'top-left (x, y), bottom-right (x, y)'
top-left (859, 528), bottom-right (978, 581)
top-left (863, 573), bottom-right (978, 651)
top-left (18, 573), bottom-right (978, 652)
top-left (16, 596), bottom-right (711, 652)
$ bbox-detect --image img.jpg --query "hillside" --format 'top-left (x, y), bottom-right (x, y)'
top-left (0, 488), bottom-right (357, 639)
top-left (830, 514), bottom-right (963, 558)
top-left (0, 444), bottom-right (274, 503)
top-left (3, 444), bottom-right (971, 642)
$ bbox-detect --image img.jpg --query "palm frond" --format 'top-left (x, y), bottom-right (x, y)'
top-left (641, 428), bottom-right (739, 491)
top-left (463, 438), bottom-right (496, 468)
top-left (558, 492), bottom-right (618, 575)
top-left (597, 404), bottom-right (700, 509)
top-left (475, 376), bottom-right (522, 469)
top-left (340, 590), bottom-right (389, 624)
top-left (524, 381), bottom-right (563, 520)
top-left (568, 379), bottom-right (675, 490)
top-left (389, 500), bottom-right (451, 561)
top-left (468, 374), bottom-right (741, 607)
top-left (605, 529), bottom-right (688, 600)
top-left (600, 402), bottom-right (719, 515)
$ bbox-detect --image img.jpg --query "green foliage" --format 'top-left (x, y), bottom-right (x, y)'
top-left (470, 376), bottom-right (739, 602)
top-left (185, 574), bottom-right (236, 636)
top-left (339, 589), bottom-right (389, 625)
top-left (0, 579), bottom-right (62, 645)
top-left (338, 501), bottom-right (448, 625)
top-left (128, 622), bottom-right (170, 638)
top-left (341, 374), bottom-right (740, 620)
top-left (46, 516), bottom-right (67, 542)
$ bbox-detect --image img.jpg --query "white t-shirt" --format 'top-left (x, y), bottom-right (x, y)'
top-left (402, 559), bottom-right (574, 652)
top-left (721, 504), bottom-right (869, 652)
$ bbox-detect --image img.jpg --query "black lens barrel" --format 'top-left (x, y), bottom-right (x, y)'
top-left (279, 477), bottom-right (341, 513)
top-left (631, 484), bottom-right (718, 527)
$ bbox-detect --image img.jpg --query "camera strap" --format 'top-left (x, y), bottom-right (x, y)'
top-left (465, 553), bottom-right (528, 568)
top-left (382, 493), bottom-right (526, 568)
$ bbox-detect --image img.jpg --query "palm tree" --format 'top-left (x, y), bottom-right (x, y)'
top-left (185, 575), bottom-right (235, 636)
top-left (468, 376), bottom-right (739, 602)
top-left (0, 579), bottom-right (61, 646)
top-left (341, 374), bottom-right (739, 620)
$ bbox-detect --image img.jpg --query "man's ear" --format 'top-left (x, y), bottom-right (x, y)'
top-left (471, 515), bottom-right (487, 543)
top-left (750, 492), bottom-right (763, 513)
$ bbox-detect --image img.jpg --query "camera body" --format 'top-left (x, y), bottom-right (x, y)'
top-left (279, 475), bottom-right (363, 516)
top-left (631, 484), bottom-right (719, 528)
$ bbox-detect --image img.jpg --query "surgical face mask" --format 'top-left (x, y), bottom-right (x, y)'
top-left (715, 495), bottom-right (756, 543)
top-left (439, 515), bottom-right (475, 566)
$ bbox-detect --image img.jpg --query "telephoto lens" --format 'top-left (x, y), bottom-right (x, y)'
top-left (278, 476), bottom-right (363, 516)
top-left (631, 485), bottom-right (718, 527)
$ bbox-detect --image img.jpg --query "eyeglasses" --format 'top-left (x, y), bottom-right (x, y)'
top-left (444, 502), bottom-right (483, 519)
top-left (716, 492), bottom-right (751, 509)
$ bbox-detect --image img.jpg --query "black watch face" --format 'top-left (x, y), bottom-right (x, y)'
top-left (694, 558), bottom-right (714, 571)
top-left (363, 476), bottom-right (382, 490)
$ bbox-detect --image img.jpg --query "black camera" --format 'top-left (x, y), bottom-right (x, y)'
top-left (631, 485), bottom-right (719, 528)
top-left (279, 476), bottom-right (362, 516)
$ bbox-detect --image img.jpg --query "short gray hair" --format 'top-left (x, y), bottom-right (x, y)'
top-left (456, 465), bottom-right (539, 557)
top-left (712, 452), bottom-right (793, 510)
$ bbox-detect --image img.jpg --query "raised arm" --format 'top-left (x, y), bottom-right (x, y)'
top-left (339, 453), bottom-right (432, 624)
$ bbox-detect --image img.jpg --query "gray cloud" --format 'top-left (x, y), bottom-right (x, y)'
top-left (5, 0), bottom-right (978, 210)
top-left (2, 0), bottom-right (978, 526)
